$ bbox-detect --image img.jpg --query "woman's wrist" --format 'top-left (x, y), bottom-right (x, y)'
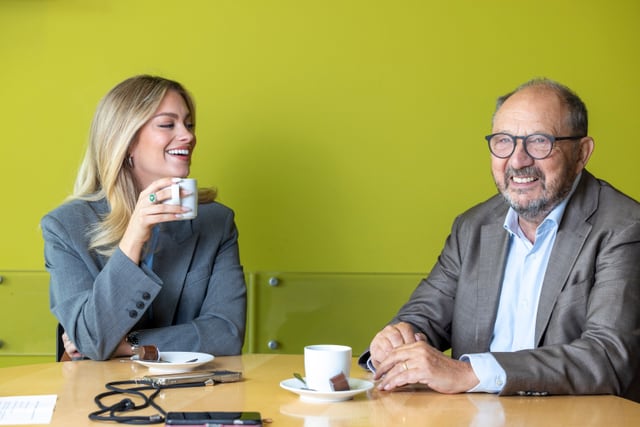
top-left (118, 239), bottom-right (143, 265)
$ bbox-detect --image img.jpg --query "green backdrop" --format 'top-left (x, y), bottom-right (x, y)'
top-left (2, 1), bottom-right (639, 274)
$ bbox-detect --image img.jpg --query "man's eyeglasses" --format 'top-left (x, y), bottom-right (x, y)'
top-left (485, 133), bottom-right (585, 160)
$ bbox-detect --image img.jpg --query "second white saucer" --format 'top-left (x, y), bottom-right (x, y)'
top-left (280, 377), bottom-right (374, 403)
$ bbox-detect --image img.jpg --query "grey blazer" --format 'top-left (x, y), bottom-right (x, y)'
top-left (41, 198), bottom-right (246, 360)
top-left (377, 171), bottom-right (640, 401)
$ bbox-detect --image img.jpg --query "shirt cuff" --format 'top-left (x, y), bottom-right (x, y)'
top-left (366, 357), bottom-right (376, 373)
top-left (460, 353), bottom-right (506, 393)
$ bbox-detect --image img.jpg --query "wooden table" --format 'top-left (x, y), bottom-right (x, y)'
top-left (1, 354), bottom-right (639, 426)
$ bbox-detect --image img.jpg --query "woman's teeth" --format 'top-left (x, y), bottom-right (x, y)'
top-left (167, 149), bottom-right (189, 155)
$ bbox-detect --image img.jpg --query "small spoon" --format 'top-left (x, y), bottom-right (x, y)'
top-left (158, 358), bottom-right (198, 363)
top-left (293, 373), bottom-right (316, 391)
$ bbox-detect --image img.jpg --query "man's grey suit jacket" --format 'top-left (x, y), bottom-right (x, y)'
top-left (392, 170), bottom-right (640, 401)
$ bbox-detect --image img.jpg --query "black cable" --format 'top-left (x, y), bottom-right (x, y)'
top-left (89, 379), bottom-right (211, 424)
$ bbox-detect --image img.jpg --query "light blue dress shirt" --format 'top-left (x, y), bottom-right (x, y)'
top-left (462, 176), bottom-right (580, 393)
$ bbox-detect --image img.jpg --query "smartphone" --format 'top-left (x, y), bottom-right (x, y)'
top-left (142, 370), bottom-right (242, 386)
top-left (165, 411), bottom-right (262, 425)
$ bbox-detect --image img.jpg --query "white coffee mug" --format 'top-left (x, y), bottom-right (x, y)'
top-left (163, 178), bottom-right (197, 220)
top-left (304, 344), bottom-right (352, 392)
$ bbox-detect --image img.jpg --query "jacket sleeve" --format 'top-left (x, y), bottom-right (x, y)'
top-left (42, 209), bottom-right (162, 360)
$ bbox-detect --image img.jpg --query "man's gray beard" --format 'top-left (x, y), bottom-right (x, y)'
top-left (500, 178), bottom-right (574, 222)
top-left (502, 192), bottom-right (551, 222)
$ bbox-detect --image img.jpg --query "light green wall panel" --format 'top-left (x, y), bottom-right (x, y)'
top-left (2, 1), bottom-right (638, 273)
top-left (245, 272), bottom-right (424, 354)
top-left (0, 271), bottom-right (58, 366)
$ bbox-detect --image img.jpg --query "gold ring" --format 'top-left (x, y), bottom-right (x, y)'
top-left (402, 361), bottom-right (408, 371)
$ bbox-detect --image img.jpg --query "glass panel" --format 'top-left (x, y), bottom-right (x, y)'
top-left (246, 272), bottom-right (424, 354)
top-left (0, 271), bottom-right (57, 364)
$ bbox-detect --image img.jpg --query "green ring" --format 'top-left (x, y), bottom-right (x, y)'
top-left (149, 193), bottom-right (157, 203)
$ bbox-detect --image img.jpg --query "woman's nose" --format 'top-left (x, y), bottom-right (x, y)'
top-left (178, 125), bottom-right (195, 141)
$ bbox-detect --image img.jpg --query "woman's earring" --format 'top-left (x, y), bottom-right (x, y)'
top-left (127, 156), bottom-right (134, 168)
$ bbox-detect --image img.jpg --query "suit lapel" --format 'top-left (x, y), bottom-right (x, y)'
top-left (474, 222), bottom-right (511, 352)
top-left (535, 172), bottom-right (596, 344)
top-left (151, 221), bottom-right (200, 327)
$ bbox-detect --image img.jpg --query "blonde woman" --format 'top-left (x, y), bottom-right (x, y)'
top-left (42, 75), bottom-right (246, 360)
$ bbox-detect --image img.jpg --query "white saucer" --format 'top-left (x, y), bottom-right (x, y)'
top-left (280, 377), bottom-right (374, 403)
top-left (133, 351), bottom-right (214, 373)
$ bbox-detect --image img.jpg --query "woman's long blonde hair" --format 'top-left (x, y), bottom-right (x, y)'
top-left (71, 75), bottom-right (216, 256)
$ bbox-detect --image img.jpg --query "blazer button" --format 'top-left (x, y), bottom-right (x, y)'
top-left (136, 301), bottom-right (145, 309)
top-left (129, 310), bottom-right (138, 318)
top-left (142, 292), bottom-right (151, 300)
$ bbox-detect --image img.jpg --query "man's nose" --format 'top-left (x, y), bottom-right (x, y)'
top-left (510, 138), bottom-right (535, 167)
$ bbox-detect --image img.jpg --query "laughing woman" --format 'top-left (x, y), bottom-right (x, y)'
top-left (41, 75), bottom-right (246, 360)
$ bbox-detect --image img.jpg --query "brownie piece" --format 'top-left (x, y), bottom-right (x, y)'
top-left (137, 345), bottom-right (160, 361)
top-left (329, 372), bottom-right (350, 391)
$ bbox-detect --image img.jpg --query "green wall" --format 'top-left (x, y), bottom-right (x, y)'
top-left (2, 0), bottom-right (639, 274)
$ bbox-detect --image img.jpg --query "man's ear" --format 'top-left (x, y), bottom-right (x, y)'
top-left (577, 136), bottom-right (595, 168)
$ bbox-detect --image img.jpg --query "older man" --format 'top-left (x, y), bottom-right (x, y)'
top-left (364, 78), bottom-right (640, 401)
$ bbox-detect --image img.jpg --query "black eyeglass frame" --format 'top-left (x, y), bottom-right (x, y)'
top-left (484, 133), bottom-right (585, 160)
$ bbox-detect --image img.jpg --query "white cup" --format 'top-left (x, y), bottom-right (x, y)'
top-left (304, 344), bottom-right (352, 392)
top-left (163, 178), bottom-right (197, 220)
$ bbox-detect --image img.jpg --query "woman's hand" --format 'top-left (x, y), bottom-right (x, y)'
top-left (61, 332), bottom-right (84, 360)
top-left (119, 177), bottom-right (192, 264)
top-left (111, 337), bottom-right (135, 358)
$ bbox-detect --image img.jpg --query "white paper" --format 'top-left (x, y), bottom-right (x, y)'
top-left (0, 395), bottom-right (57, 425)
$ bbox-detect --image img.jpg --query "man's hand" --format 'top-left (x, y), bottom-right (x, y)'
top-left (369, 322), bottom-right (421, 369)
top-left (374, 340), bottom-right (479, 394)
